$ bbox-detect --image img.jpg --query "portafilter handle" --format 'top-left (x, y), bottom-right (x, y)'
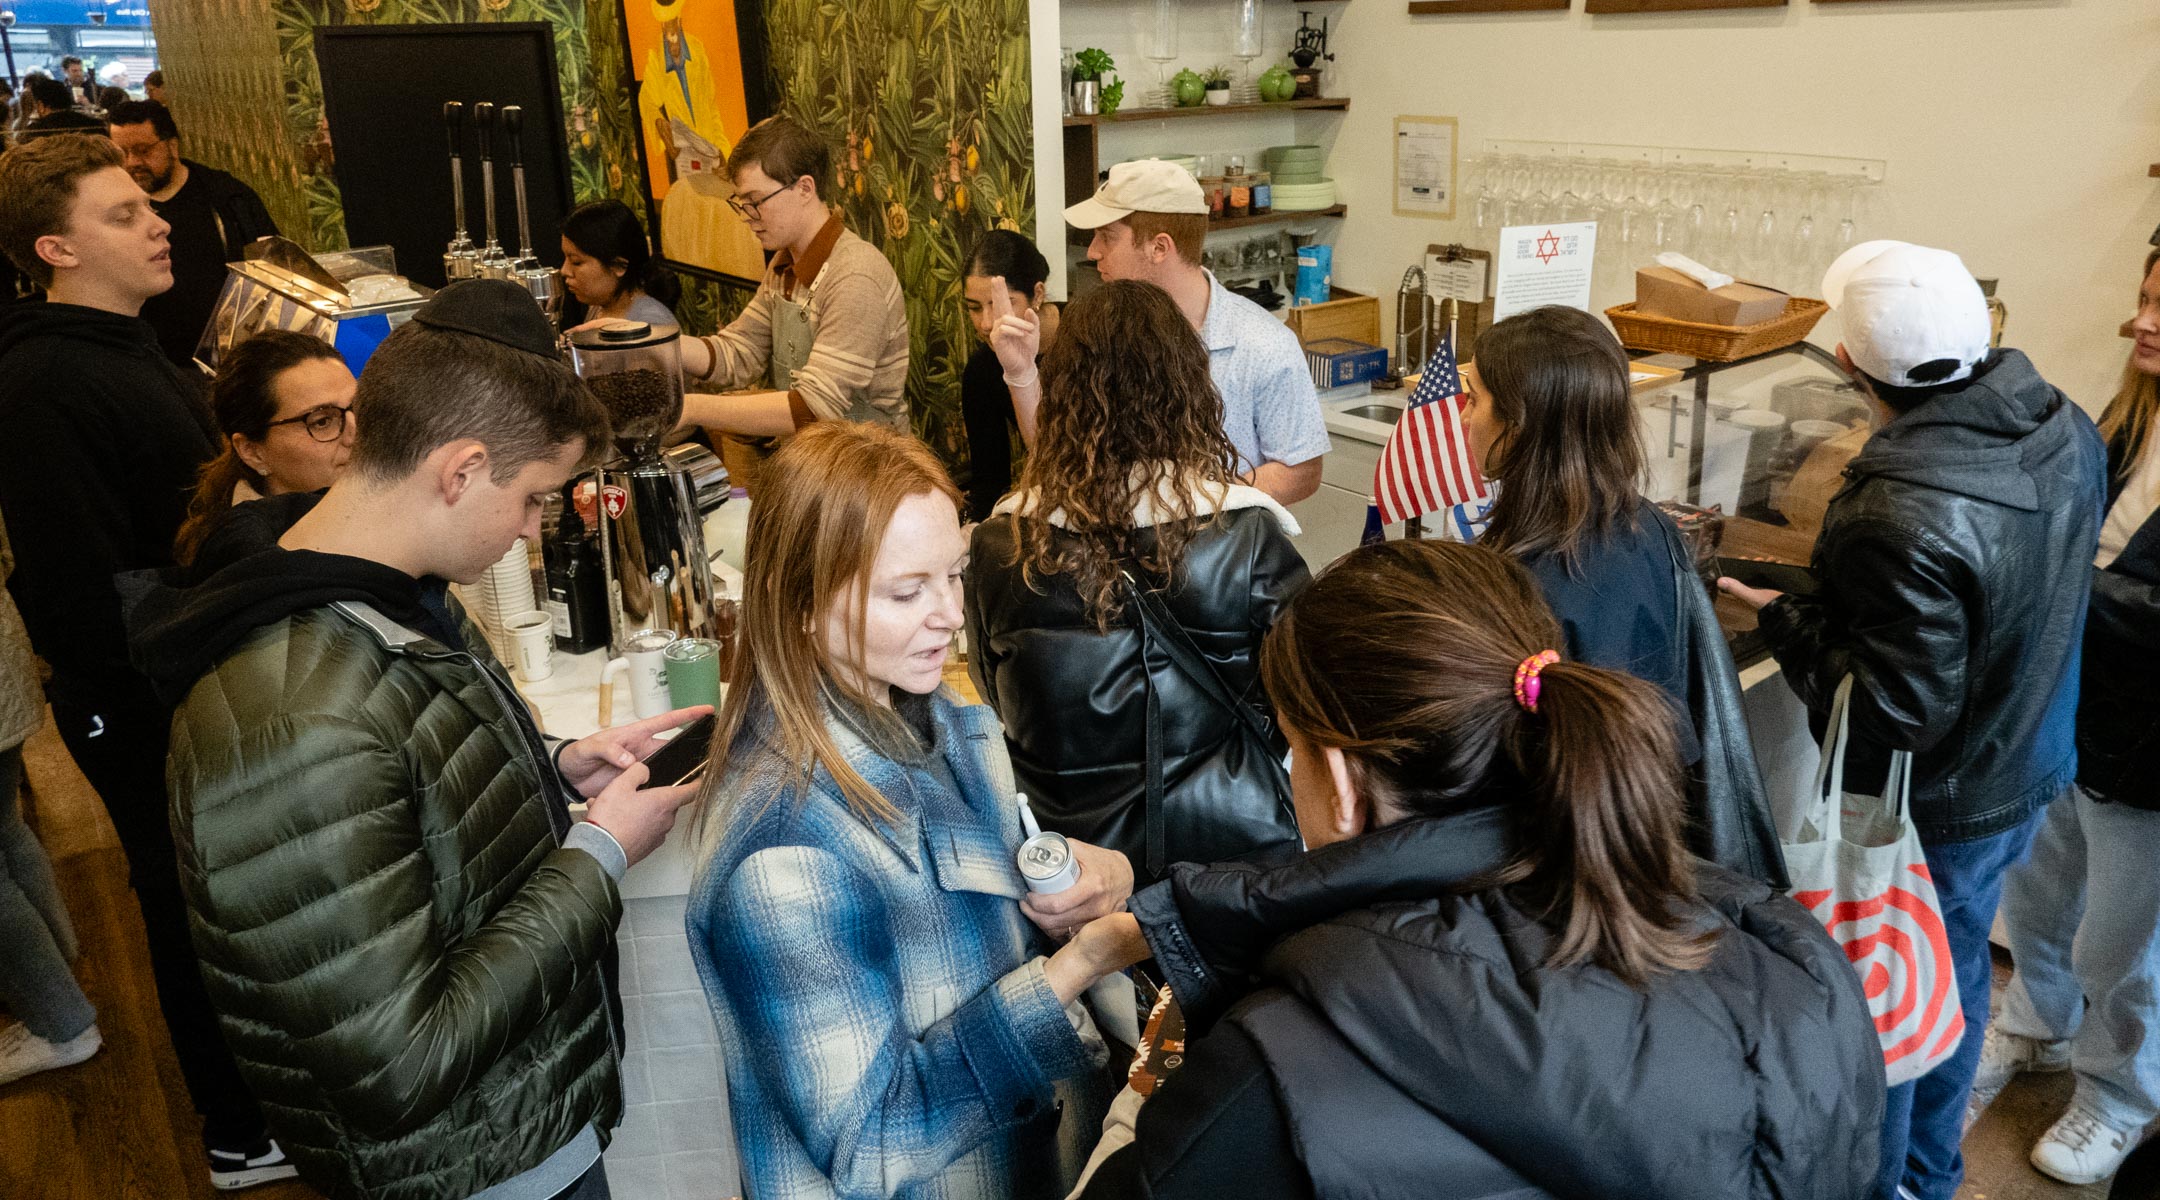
top-left (443, 102), bottom-right (469, 240)
top-left (501, 104), bottom-right (536, 263)
top-left (473, 102), bottom-right (502, 256)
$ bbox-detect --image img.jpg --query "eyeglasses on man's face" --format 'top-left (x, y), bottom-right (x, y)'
top-left (266, 404), bottom-right (354, 443)
top-left (726, 182), bottom-right (792, 221)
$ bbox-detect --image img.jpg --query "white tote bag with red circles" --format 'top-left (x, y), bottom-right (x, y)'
top-left (1781, 676), bottom-right (1963, 1087)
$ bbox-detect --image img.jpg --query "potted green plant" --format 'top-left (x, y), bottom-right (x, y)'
top-left (1202, 65), bottom-right (1233, 107)
top-left (1072, 48), bottom-right (1114, 116)
top-left (1100, 75), bottom-right (1126, 116)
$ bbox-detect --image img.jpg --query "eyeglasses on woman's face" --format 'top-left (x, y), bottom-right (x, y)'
top-left (266, 403), bottom-right (354, 443)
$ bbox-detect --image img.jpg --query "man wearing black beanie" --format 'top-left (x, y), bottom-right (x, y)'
top-left (126, 279), bottom-right (709, 1200)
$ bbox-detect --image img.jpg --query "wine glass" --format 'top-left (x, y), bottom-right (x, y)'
top-left (1145, 0), bottom-right (1179, 107)
top-left (1234, 0), bottom-right (1264, 102)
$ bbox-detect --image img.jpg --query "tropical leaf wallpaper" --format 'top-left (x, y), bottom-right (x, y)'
top-left (678, 0), bottom-right (1033, 471)
top-left (147, 0), bottom-right (1032, 478)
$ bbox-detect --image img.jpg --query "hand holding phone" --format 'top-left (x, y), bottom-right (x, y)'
top-left (638, 713), bottom-right (717, 788)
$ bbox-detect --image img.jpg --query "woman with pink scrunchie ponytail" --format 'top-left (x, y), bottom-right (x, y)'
top-left (1064, 538), bottom-right (1885, 1200)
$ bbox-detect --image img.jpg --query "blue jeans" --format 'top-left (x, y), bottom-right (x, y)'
top-left (1875, 807), bottom-right (2047, 1200)
top-left (0, 745), bottom-right (95, 1042)
top-left (1997, 784), bottom-right (2160, 1130)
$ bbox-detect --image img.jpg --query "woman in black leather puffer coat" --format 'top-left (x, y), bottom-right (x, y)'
top-left (1070, 540), bottom-right (1885, 1199)
top-left (964, 279), bottom-right (1309, 888)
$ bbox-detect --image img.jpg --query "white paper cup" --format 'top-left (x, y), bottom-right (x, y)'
top-left (505, 610), bottom-right (555, 683)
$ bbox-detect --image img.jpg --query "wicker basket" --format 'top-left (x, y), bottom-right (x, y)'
top-left (1605, 297), bottom-right (1829, 362)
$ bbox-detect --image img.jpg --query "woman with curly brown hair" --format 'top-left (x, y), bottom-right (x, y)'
top-left (965, 279), bottom-right (1310, 888)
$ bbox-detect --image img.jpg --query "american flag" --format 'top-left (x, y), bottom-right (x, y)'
top-left (1370, 326), bottom-right (1491, 528)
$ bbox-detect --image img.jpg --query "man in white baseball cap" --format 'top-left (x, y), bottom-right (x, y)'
top-left (1723, 238), bottom-right (2106, 1200)
top-left (1821, 239), bottom-right (1995, 390)
top-left (985, 158), bottom-right (1328, 505)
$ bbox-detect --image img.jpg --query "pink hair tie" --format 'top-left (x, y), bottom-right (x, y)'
top-left (1513, 650), bottom-right (1561, 713)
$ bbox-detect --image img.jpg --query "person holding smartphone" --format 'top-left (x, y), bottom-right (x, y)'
top-left (131, 280), bottom-right (705, 1200)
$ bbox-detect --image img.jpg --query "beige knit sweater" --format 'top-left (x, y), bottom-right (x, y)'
top-left (698, 216), bottom-right (911, 429)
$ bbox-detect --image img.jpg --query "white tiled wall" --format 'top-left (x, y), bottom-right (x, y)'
top-left (610, 894), bottom-right (741, 1200)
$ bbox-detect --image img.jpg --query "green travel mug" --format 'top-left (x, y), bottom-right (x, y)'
top-left (663, 637), bottom-right (723, 710)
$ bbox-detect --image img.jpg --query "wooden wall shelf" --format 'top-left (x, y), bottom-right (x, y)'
top-left (1586, 0), bottom-right (1782, 10)
top-left (1408, 0), bottom-right (1567, 12)
top-left (1066, 98), bottom-right (1351, 127)
top-left (1214, 205), bottom-right (1347, 231)
top-left (1063, 98), bottom-right (1350, 208)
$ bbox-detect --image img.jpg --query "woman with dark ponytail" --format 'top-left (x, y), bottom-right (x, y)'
top-left (1069, 539), bottom-right (1885, 1200)
top-left (559, 199), bottom-right (680, 329)
top-left (173, 330), bottom-right (353, 568)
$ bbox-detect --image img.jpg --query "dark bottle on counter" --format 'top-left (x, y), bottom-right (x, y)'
top-left (543, 484), bottom-right (610, 654)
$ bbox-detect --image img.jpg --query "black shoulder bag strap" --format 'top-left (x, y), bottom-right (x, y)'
top-left (1122, 569), bottom-right (1294, 877)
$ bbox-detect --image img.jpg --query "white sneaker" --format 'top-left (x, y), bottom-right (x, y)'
top-left (207, 1138), bottom-right (299, 1191)
top-left (0, 1021), bottom-right (102, 1086)
top-left (2031, 1097), bottom-right (2140, 1185)
top-left (1966, 1024), bottom-right (2070, 1128)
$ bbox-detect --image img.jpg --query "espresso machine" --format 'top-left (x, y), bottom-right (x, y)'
top-left (568, 319), bottom-right (720, 654)
top-left (498, 105), bottom-right (565, 331)
top-left (441, 102), bottom-right (480, 283)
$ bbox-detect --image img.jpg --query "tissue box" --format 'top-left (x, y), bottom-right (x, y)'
top-left (1303, 338), bottom-right (1389, 389)
top-left (1635, 266), bottom-right (1788, 327)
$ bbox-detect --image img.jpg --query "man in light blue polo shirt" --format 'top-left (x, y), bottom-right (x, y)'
top-left (991, 160), bottom-right (1329, 505)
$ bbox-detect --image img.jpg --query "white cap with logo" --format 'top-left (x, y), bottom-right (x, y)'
top-left (1064, 159), bottom-right (1209, 230)
top-left (1821, 239), bottom-right (1993, 389)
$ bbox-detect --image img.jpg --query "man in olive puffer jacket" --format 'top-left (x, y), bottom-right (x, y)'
top-left (127, 281), bottom-right (705, 1200)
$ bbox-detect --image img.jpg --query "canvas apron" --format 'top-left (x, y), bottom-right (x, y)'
top-left (717, 285), bottom-right (816, 499)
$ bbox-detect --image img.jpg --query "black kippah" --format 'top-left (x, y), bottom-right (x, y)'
top-left (409, 278), bottom-right (558, 359)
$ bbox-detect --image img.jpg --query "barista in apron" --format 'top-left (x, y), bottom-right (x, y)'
top-left (673, 117), bottom-right (911, 496)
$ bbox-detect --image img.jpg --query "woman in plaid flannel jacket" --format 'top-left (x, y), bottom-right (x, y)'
top-left (686, 424), bottom-right (1143, 1199)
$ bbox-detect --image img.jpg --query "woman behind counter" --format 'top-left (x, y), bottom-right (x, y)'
top-left (959, 230), bottom-right (1058, 521)
top-left (559, 198), bottom-right (680, 329)
top-left (172, 330), bottom-right (354, 567)
top-left (685, 422), bottom-right (1138, 1200)
top-left (1072, 540), bottom-right (1885, 1199)
top-left (1460, 304), bottom-right (1783, 886)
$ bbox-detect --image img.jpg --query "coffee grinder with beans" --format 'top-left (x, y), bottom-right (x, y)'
top-left (568, 319), bottom-right (721, 655)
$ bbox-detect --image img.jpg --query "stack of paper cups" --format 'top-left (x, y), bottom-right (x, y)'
top-left (466, 539), bottom-right (538, 660)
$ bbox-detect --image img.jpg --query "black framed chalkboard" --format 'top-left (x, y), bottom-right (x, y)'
top-left (316, 23), bottom-right (573, 290)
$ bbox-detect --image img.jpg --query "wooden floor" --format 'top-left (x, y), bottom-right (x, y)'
top-left (0, 717), bottom-right (322, 1200)
top-left (0, 691), bottom-right (2141, 1200)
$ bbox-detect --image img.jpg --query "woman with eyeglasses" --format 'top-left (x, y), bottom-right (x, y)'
top-left (173, 330), bottom-right (355, 568)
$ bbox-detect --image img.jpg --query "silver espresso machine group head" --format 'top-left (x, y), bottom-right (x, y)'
top-left (498, 105), bottom-right (565, 332)
top-left (568, 319), bottom-right (719, 653)
top-left (442, 102), bottom-right (479, 282)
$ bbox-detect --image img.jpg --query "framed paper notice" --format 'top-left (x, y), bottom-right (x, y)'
top-left (1492, 222), bottom-right (1597, 320)
top-left (1394, 117), bottom-right (1457, 219)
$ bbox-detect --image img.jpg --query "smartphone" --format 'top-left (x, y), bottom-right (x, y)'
top-left (638, 714), bottom-right (717, 787)
top-left (1714, 556), bottom-right (1820, 598)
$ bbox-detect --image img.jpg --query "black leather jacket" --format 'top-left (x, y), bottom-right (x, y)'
top-left (1083, 805), bottom-right (1884, 1199)
top-left (2076, 431), bottom-right (2160, 809)
top-left (1762, 350), bottom-right (2105, 843)
top-left (964, 495), bottom-right (1308, 888)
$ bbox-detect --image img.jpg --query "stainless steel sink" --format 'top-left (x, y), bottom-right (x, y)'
top-left (1339, 403), bottom-right (1403, 424)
